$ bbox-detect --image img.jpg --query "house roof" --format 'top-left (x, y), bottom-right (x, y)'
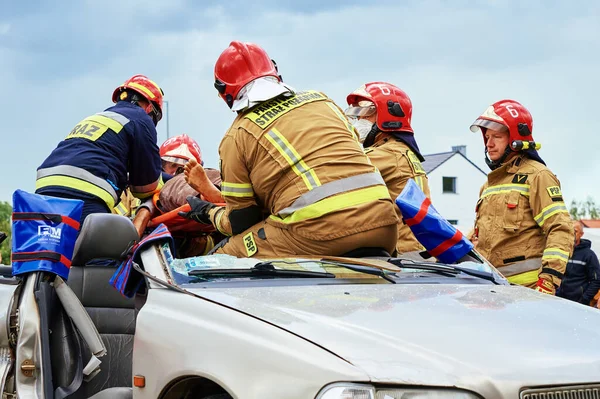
top-left (580, 219), bottom-right (600, 228)
top-left (421, 150), bottom-right (487, 176)
top-left (421, 152), bottom-right (455, 173)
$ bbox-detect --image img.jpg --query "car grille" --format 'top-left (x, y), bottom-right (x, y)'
top-left (521, 384), bottom-right (600, 399)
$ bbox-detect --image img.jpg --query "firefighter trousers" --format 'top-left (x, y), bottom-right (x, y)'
top-left (214, 221), bottom-right (398, 258)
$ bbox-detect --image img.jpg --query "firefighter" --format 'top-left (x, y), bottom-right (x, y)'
top-left (116, 133), bottom-right (206, 219)
top-left (36, 75), bottom-right (165, 223)
top-left (345, 82), bottom-right (430, 255)
top-left (179, 41), bottom-right (399, 257)
top-left (160, 134), bottom-right (203, 176)
top-left (470, 99), bottom-right (573, 294)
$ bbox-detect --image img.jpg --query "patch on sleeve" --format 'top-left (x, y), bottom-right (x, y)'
top-left (243, 232), bottom-right (258, 257)
top-left (511, 174), bottom-right (528, 184)
top-left (546, 186), bottom-right (562, 198)
top-left (407, 150), bottom-right (425, 175)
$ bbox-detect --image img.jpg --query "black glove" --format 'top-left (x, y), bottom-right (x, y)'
top-left (178, 196), bottom-right (216, 225)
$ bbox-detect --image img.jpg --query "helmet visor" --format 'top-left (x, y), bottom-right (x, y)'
top-left (469, 118), bottom-right (507, 133)
top-left (344, 101), bottom-right (376, 118)
top-left (161, 156), bottom-right (188, 166)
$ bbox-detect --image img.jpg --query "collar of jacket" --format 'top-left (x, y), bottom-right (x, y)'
top-left (486, 154), bottom-right (523, 178)
top-left (371, 132), bottom-right (424, 161)
top-left (575, 238), bottom-right (592, 251)
top-left (505, 155), bottom-right (526, 173)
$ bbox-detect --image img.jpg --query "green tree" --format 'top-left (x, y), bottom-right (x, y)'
top-left (569, 197), bottom-right (600, 220)
top-left (0, 202), bottom-right (11, 265)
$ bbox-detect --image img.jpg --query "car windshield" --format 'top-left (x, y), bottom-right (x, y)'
top-left (159, 243), bottom-right (506, 286)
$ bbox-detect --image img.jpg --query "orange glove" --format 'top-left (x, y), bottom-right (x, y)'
top-left (535, 278), bottom-right (556, 295)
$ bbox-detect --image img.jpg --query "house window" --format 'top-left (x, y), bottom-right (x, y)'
top-left (442, 177), bottom-right (457, 193)
top-left (447, 219), bottom-right (458, 225)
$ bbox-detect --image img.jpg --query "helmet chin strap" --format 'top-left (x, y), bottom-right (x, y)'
top-left (485, 145), bottom-right (513, 170)
top-left (362, 124), bottom-right (381, 148)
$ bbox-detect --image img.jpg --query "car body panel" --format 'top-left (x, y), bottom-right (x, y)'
top-left (132, 287), bottom-right (369, 399)
top-left (180, 283), bottom-right (600, 398)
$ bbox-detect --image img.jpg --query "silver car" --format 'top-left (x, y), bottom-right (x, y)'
top-left (1, 213), bottom-right (600, 399)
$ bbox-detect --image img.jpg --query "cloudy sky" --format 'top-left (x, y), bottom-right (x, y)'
top-left (1, 0), bottom-right (599, 209)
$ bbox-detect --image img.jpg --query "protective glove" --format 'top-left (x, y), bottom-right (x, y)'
top-left (178, 196), bottom-right (216, 225)
top-left (535, 277), bottom-right (556, 295)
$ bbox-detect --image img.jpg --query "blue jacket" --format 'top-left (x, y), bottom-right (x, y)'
top-left (36, 102), bottom-right (162, 209)
top-left (557, 239), bottom-right (600, 305)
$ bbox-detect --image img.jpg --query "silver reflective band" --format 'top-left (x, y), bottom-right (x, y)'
top-left (568, 259), bottom-right (586, 265)
top-left (499, 258), bottom-right (542, 277)
top-left (220, 184), bottom-right (254, 195)
top-left (277, 172), bottom-right (385, 217)
top-left (131, 178), bottom-right (160, 195)
top-left (542, 249), bottom-right (569, 261)
top-left (96, 111), bottom-right (130, 126)
top-left (36, 165), bottom-right (119, 203)
top-left (534, 203), bottom-right (568, 225)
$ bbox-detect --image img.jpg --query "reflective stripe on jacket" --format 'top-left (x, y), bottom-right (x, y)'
top-left (366, 135), bottom-right (431, 254)
top-left (213, 90), bottom-right (399, 240)
top-left (36, 102), bottom-right (162, 208)
top-left (474, 155), bottom-right (573, 286)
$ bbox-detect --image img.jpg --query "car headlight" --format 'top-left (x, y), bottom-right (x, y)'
top-left (376, 387), bottom-right (480, 398)
top-left (316, 383), bottom-right (481, 399)
top-left (316, 383), bottom-right (375, 399)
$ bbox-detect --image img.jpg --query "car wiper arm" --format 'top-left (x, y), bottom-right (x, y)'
top-left (387, 258), bottom-right (503, 285)
top-left (318, 260), bottom-right (396, 284)
top-left (188, 261), bottom-right (336, 278)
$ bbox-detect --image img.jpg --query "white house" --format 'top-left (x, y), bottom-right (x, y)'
top-left (421, 145), bottom-right (487, 233)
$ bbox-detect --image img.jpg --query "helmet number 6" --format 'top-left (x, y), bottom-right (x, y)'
top-left (376, 85), bottom-right (391, 95)
top-left (505, 105), bottom-right (519, 118)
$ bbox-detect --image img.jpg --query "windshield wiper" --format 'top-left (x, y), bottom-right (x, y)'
top-left (188, 259), bottom-right (397, 283)
top-left (188, 261), bottom-right (336, 279)
top-left (318, 260), bottom-right (396, 283)
top-left (387, 258), bottom-right (505, 285)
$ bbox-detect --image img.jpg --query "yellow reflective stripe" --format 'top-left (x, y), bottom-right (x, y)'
top-left (36, 176), bottom-right (116, 208)
top-left (542, 248), bottom-right (570, 262)
top-left (131, 176), bottom-right (164, 199)
top-left (481, 184), bottom-right (530, 199)
top-left (415, 175), bottom-right (424, 192)
top-left (325, 102), bottom-right (356, 138)
top-left (128, 82), bottom-right (156, 99)
top-left (265, 128), bottom-right (321, 190)
top-left (534, 202), bottom-right (569, 227)
top-left (270, 185), bottom-right (390, 224)
top-left (221, 182), bottom-right (254, 198)
top-left (507, 269), bottom-right (539, 285)
top-left (85, 114), bottom-right (124, 133)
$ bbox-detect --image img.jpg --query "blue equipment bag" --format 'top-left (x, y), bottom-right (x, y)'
top-left (11, 190), bottom-right (83, 279)
top-left (396, 179), bottom-right (473, 264)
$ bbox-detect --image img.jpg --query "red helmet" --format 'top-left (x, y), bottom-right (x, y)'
top-left (470, 99), bottom-right (535, 150)
top-left (214, 41), bottom-right (280, 108)
top-left (346, 82), bottom-right (413, 133)
top-left (160, 134), bottom-right (203, 166)
top-left (112, 74), bottom-right (164, 124)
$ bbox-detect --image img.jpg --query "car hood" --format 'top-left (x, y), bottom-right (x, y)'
top-left (189, 283), bottom-right (600, 392)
